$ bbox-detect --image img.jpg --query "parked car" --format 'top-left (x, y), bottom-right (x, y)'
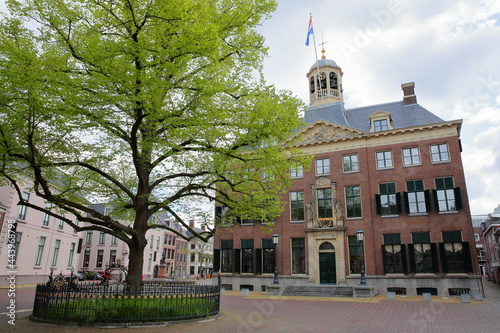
top-left (98, 271), bottom-right (112, 280)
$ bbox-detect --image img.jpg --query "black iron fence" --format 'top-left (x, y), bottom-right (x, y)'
top-left (32, 281), bottom-right (220, 324)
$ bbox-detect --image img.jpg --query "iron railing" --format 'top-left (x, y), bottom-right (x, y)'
top-left (32, 280), bottom-right (220, 324)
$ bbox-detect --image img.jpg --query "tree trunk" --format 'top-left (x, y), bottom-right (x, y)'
top-left (126, 237), bottom-right (146, 290)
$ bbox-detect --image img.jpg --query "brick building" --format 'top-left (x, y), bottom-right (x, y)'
top-left (213, 51), bottom-right (480, 296)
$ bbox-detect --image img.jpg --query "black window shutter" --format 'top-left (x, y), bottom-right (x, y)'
top-left (424, 190), bottom-right (432, 212)
top-left (403, 192), bottom-right (410, 214)
top-left (255, 249), bottom-right (262, 275)
top-left (401, 244), bottom-right (408, 275)
top-left (396, 192), bottom-right (402, 214)
top-left (381, 245), bottom-right (387, 274)
top-left (454, 187), bottom-right (463, 210)
top-left (431, 243), bottom-right (439, 273)
top-left (462, 242), bottom-right (473, 273)
top-left (375, 194), bottom-right (381, 215)
top-left (408, 243), bottom-right (416, 273)
top-left (213, 249), bottom-right (221, 273)
top-left (432, 189), bottom-right (439, 212)
top-left (438, 243), bottom-right (447, 273)
top-left (234, 249), bottom-right (241, 274)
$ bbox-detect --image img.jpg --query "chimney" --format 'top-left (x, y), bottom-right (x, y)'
top-left (401, 82), bottom-right (417, 105)
top-left (189, 220), bottom-right (195, 228)
top-left (201, 225), bottom-right (206, 231)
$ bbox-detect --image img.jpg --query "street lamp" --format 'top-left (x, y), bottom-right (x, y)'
top-left (273, 233), bottom-right (279, 284)
top-left (356, 229), bottom-right (366, 285)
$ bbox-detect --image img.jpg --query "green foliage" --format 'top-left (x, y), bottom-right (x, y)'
top-left (0, 0), bottom-right (307, 288)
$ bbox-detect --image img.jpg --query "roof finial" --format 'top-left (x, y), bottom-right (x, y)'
top-left (319, 33), bottom-right (327, 59)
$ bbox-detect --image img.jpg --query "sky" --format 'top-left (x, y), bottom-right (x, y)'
top-left (257, 0), bottom-right (500, 215)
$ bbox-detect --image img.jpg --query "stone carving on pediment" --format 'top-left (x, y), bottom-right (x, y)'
top-left (315, 176), bottom-right (331, 187)
top-left (301, 124), bottom-right (349, 143)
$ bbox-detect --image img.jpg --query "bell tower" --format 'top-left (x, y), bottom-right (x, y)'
top-left (306, 48), bottom-right (344, 107)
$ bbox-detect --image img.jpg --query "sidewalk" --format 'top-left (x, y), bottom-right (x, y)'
top-left (2, 288), bottom-right (500, 333)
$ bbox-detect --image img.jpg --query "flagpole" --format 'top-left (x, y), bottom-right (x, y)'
top-left (309, 14), bottom-right (323, 97)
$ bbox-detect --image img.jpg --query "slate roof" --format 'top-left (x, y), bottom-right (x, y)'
top-left (304, 100), bottom-right (445, 132)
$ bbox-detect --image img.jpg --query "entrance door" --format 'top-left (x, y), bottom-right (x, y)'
top-left (319, 252), bottom-right (336, 284)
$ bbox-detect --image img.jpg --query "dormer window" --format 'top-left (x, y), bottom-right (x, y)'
top-left (374, 119), bottom-right (388, 132)
top-left (369, 110), bottom-right (393, 133)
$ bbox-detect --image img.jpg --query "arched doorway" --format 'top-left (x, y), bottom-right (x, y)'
top-left (319, 242), bottom-right (336, 284)
top-left (153, 265), bottom-right (159, 278)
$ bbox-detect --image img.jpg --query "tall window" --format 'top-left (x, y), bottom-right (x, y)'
top-left (440, 231), bottom-right (471, 273)
top-left (73, 219), bottom-right (79, 234)
top-left (348, 236), bottom-right (363, 274)
top-left (109, 249), bottom-right (117, 265)
top-left (343, 154), bottom-right (359, 173)
top-left (156, 236), bottom-right (160, 250)
top-left (86, 231), bottom-right (93, 244)
top-left (402, 147), bottom-right (420, 166)
top-left (111, 235), bottom-right (118, 245)
top-left (435, 177), bottom-right (459, 212)
top-left (317, 188), bottom-right (332, 218)
top-left (96, 250), bottom-right (104, 268)
top-left (377, 182), bottom-right (399, 216)
top-left (290, 191), bottom-right (305, 221)
top-left (42, 203), bottom-right (52, 226)
top-left (149, 235), bottom-right (154, 249)
top-left (221, 240), bottom-right (234, 273)
top-left (99, 231), bottom-right (106, 244)
top-left (17, 192), bottom-right (30, 220)
top-left (409, 232), bottom-right (434, 273)
top-left (58, 218), bottom-right (64, 230)
top-left (34, 236), bottom-right (46, 266)
top-left (67, 242), bottom-right (75, 267)
top-left (290, 165), bottom-right (303, 178)
top-left (262, 239), bottom-right (275, 274)
top-left (83, 249), bottom-right (90, 267)
top-left (382, 234), bottom-right (405, 274)
top-left (241, 239), bottom-right (254, 273)
top-left (345, 186), bottom-right (362, 218)
top-left (12, 232), bottom-right (22, 266)
top-left (373, 119), bottom-right (388, 132)
top-left (316, 158), bottom-right (330, 175)
top-left (405, 180), bottom-right (428, 213)
top-left (51, 239), bottom-right (61, 267)
top-left (329, 72), bottom-right (338, 89)
top-left (291, 238), bottom-right (306, 274)
top-left (376, 151), bottom-right (393, 169)
top-left (430, 143), bottom-right (450, 162)
top-left (148, 253), bottom-right (153, 271)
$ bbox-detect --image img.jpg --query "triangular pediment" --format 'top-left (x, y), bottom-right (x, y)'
top-left (287, 120), bottom-right (367, 146)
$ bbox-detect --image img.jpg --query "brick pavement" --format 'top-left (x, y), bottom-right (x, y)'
top-left (2, 290), bottom-right (500, 333)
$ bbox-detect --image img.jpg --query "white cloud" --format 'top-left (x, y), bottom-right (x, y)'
top-left (261, 0), bottom-right (500, 214)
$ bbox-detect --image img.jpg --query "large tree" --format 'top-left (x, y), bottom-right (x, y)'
top-left (0, 0), bottom-right (306, 289)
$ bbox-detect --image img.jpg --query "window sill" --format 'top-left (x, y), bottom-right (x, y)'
top-left (409, 213), bottom-right (428, 217)
top-left (343, 170), bottom-right (360, 174)
top-left (290, 220), bottom-right (305, 224)
top-left (33, 266), bottom-right (42, 269)
top-left (376, 167), bottom-right (394, 171)
top-left (41, 225), bottom-right (50, 229)
top-left (16, 219), bottom-right (27, 224)
top-left (380, 214), bottom-right (400, 218)
top-left (437, 210), bottom-right (459, 215)
top-left (345, 217), bottom-right (363, 220)
top-left (57, 229), bottom-right (64, 232)
top-left (431, 160), bottom-right (451, 165)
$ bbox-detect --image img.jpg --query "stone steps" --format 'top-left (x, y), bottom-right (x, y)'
top-left (282, 285), bottom-right (353, 297)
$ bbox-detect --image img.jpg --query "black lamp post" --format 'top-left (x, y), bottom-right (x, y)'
top-left (356, 229), bottom-right (366, 285)
top-left (273, 233), bottom-right (279, 284)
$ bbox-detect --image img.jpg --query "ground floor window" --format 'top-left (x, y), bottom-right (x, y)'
top-left (292, 238), bottom-right (306, 274)
top-left (348, 236), bottom-right (363, 274)
top-left (440, 231), bottom-right (471, 273)
top-left (409, 232), bottom-right (436, 273)
top-left (221, 240), bottom-right (234, 273)
top-left (241, 239), bottom-right (254, 273)
top-left (382, 234), bottom-right (406, 274)
top-left (262, 239), bottom-right (275, 274)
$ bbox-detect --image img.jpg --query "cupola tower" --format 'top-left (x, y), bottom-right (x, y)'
top-left (306, 48), bottom-right (343, 107)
